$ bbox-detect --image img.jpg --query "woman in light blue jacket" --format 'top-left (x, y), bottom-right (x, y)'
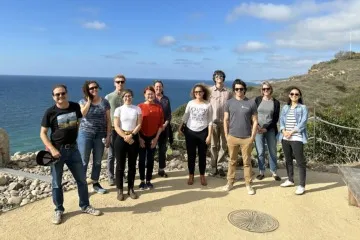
top-left (278, 87), bottom-right (308, 195)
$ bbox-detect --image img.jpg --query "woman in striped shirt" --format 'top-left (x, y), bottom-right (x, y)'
top-left (279, 87), bottom-right (308, 195)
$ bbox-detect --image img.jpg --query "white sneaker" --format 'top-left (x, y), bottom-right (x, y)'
top-left (280, 180), bottom-right (295, 187)
top-left (295, 186), bottom-right (305, 195)
top-left (222, 183), bottom-right (233, 192)
top-left (246, 184), bottom-right (255, 195)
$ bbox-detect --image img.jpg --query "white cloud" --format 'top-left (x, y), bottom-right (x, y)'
top-left (226, 0), bottom-right (345, 22)
top-left (274, 0), bottom-right (360, 50)
top-left (235, 41), bottom-right (269, 53)
top-left (82, 21), bottom-right (107, 30)
top-left (157, 36), bottom-right (176, 46)
top-left (227, 3), bottom-right (292, 22)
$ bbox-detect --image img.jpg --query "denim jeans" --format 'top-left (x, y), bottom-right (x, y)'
top-left (51, 146), bottom-right (89, 212)
top-left (77, 130), bottom-right (106, 181)
top-left (107, 129), bottom-right (117, 180)
top-left (138, 134), bottom-right (156, 182)
top-left (255, 128), bottom-right (278, 173)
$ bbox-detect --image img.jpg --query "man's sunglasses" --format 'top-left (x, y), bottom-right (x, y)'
top-left (234, 88), bottom-right (245, 92)
top-left (115, 80), bottom-right (125, 84)
top-left (54, 92), bottom-right (66, 97)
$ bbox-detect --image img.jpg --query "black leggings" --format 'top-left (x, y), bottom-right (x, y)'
top-left (184, 127), bottom-right (208, 175)
top-left (282, 140), bottom-right (306, 187)
top-left (114, 135), bottom-right (139, 190)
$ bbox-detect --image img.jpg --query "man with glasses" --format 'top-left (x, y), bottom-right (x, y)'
top-left (40, 84), bottom-right (102, 225)
top-left (105, 74), bottom-right (126, 186)
top-left (222, 79), bottom-right (258, 195)
top-left (209, 70), bottom-right (232, 177)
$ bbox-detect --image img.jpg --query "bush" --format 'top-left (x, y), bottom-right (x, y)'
top-left (306, 94), bottom-right (360, 163)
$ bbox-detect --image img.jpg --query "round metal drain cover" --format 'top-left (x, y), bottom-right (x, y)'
top-left (228, 210), bottom-right (279, 233)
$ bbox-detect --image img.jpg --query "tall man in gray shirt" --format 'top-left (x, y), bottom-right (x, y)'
top-left (223, 79), bottom-right (258, 195)
top-left (104, 74), bottom-right (125, 186)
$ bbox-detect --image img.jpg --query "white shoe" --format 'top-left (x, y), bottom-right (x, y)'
top-left (222, 183), bottom-right (233, 192)
top-left (280, 180), bottom-right (295, 187)
top-left (246, 184), bottom-right (255, 195)
top-left (295, 186), bottom-right (305, 195)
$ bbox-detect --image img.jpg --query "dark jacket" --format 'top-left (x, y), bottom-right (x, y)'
top-left (254, 96), bottom-right (280, 135)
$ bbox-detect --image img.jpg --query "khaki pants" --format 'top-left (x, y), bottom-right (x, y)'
top-left (210, 122), bottom-right (228, 169)
top-left (226, 135), bottom-right (253, 184)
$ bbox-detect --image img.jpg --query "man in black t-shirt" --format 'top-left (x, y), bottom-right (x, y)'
top-left (40, 84), bottom-right (102, 225)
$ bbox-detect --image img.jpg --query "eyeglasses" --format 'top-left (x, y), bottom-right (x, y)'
top-left (115, 81), bottom-right (125, 84)
top-left (262, 88), bottom-right (271, 91)
top-left (89, 86), bottom-right (99, 91)
top-left (290, 93), bottom-right (300, 96)
top-left (54, 92), bottom-right (66, 97)
top-left (234, 88), bottom-right (244, 92)
top-left (194, 91), bottom-right (203, 94)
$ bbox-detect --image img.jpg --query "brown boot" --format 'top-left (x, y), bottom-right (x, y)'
top-left (128, 188), bottom-right (138, 199)
top-left (200, 175), bottom-right (207, 186)
top-left (187, 174), bottom-right (194, 185)
top-left (117, 189), bottom-right (125, 201)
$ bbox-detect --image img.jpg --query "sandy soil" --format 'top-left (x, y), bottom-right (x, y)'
top-left (0, 169), bottom-right (359, 240)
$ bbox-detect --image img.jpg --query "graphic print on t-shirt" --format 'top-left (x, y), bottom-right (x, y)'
top-left (57, 112), bottom-right (78, 129)
top-left (190, 106), bottom-right (207, 125)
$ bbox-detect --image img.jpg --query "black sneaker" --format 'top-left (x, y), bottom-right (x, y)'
top-left (208, 169), bottom-right (218, 177)
top-left (93, 183), bottom-right (108, 194)
top-left (139, 181), bottom-right (146, 190)
top-left (256, 174), bottom-right (265, 180)
top-left (218, 168), bottom-right (226, 177)
top-left (273, 175), bottom-right (281, 181)
top-left (146, 182), bottom-right (154, 189)
top-left (158, 170), bottom-right (168, 178)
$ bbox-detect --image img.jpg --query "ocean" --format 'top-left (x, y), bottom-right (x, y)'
top-left (0, 75), bottom-right (255, 154)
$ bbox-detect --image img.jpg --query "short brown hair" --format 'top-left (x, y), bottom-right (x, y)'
top-left (52, 84), bottom-right (67, 95)
top-left (190, 83), bottom-right (211, 101)
top-left (114, 74), bottom-right (126, 81)
top-left (143, 86), bottom-right (155, 94)
top-left (261, 81), bottom-right (273, 95)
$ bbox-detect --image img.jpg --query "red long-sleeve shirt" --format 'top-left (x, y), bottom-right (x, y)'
top-left (138, 103), bottom-right (164, 137)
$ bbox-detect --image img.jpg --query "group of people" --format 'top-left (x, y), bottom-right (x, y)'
top-left (39, 70), bottom-right (308, 225)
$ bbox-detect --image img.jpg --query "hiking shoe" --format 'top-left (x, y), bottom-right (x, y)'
top-left (218, 168), bottom-right (226, 177)
top-left (222, 183), bottom-right (233, 192)
top-left (139, 181), bottom-right (146, 190)
top-left (82, 206), bottom-right (102, 216)
top-left (128, 189), bottom-right (138, 199)
top-left (280, 180), bottom-right (295, 187)
top-left (208, 169), bottom-right (218, 177)
top-left (158, 170), bottom-right (168, 178)
top-left (246, 184), bottom-right (255, 195)
top-left (93, 183), bottom-right (108, 194)
top-left (146, 182), bottom-right (154, 189)
top-left (256, 174), bottom-right (265, 180)
top-left (295, 186), bottom-right (305, 195)
top-left (52, 210), bottom-right (63, 225)
top-left (273, 175), bottom-right (281, 181)
top-left (108, 178), bottom-right (115, 186)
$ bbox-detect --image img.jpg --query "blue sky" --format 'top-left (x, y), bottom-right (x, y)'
top-left (0, 0), bottom-right (359, 81)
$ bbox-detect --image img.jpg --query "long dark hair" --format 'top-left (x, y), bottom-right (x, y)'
top-left (82, 80), bottom-right (102, 100)
top-left (287, 87), bottom-right (303, 105)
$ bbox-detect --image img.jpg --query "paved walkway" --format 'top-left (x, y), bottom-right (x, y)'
top-left (1, 169), bottom-right (360, 240)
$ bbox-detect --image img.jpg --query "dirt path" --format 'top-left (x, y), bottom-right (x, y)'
top-left (0, 169), bottom-right (359, 240)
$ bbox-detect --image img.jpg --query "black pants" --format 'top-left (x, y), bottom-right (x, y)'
top-left (157, 126), bottom-right (169, 170)
top-left (282, 140), bottom-right (306, 187)
top-left (114, 135), bottom-right (139, 190)
top-left (139, 134), bottom-right (156, 182)
top-left (184, 127), bottom-right (208, 175)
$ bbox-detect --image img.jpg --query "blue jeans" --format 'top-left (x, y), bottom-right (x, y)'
top-left (51, 146), bottom-right (89, 212)
top-left (77, 130), bottom-right (106, 182)
top-left (107, 129), bottom-right (117, 179)
top-left (255, 128), bottom-right (278, 173)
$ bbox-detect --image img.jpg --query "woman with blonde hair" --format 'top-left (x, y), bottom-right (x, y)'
top-left (179, 84), bottom-right (213, 186)
top-left (254, 81), bottom-right (281, 181)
